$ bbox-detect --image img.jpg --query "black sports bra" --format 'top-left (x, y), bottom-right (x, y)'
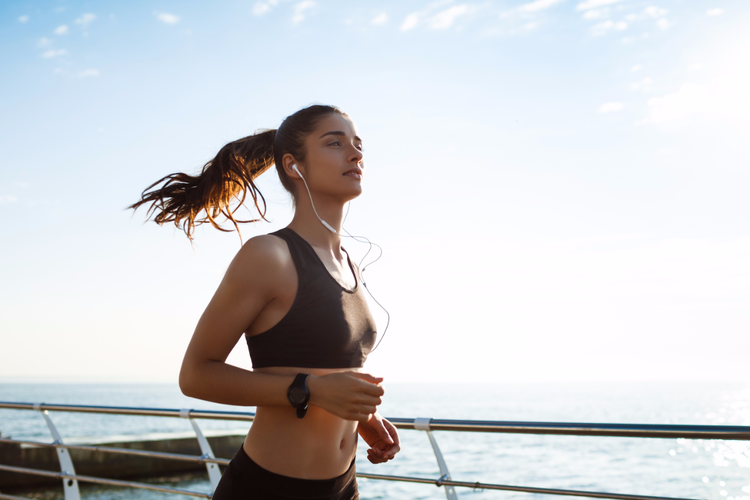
top-left (245, 228), bottom-right (377, 369)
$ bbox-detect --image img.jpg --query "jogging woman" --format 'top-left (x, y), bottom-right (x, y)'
top-left (130, 104), bottom-right (399, 499)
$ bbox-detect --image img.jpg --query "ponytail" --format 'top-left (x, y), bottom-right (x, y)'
top-left (130, 104), bottom-right (347, 241)
top-left (129, 129), bottom-right (276, 241)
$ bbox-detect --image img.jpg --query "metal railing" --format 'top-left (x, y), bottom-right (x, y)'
top-left (1, 401), bottom-right (748, 500)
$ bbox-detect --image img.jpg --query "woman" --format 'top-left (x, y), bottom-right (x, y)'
top-left (130, 104), bottom-right (400, 499)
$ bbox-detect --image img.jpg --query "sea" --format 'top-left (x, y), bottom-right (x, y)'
top-left (0, 382), bottom-right (748, 500)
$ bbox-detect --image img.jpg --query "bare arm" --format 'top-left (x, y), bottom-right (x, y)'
top-left (178, 235), bottom-right (384, 420)
top-left (178, 235), bottom-right (295, 406)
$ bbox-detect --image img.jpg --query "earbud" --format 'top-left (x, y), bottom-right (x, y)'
top-left (290, 160), bottom-right (389, 351)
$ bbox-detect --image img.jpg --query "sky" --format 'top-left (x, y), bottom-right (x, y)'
top-left (1, 0), bottom-right (749, 386)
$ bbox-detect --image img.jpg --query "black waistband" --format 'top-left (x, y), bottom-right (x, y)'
top-left (217, 445), bottom-right (358, 499)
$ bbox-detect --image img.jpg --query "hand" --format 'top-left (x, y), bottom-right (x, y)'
top-left (307, 372), bottom-right (385, 422)
top-left (358, 413), bottom-right (400, 464)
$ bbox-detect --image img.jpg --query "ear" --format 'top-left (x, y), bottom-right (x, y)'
top-left (281, 153), bottom-right (302, 179)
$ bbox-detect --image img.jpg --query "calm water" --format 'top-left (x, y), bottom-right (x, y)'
top-left (1, 382), bottom-right (749, 500)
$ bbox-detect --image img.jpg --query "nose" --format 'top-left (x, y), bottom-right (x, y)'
top-left (350, 145), bottom-right (363, 165)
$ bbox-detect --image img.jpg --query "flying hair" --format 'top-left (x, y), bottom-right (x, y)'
top-left (128, 104), bottom-right (348, 241)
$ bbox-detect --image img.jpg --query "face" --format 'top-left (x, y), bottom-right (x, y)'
top-left (296, 113), bottom-right (365, 201)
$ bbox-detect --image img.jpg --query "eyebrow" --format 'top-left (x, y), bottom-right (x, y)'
top-left (319, 131), bottom-right (363, 142)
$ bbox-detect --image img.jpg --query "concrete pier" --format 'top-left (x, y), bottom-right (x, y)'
top-left (0, 431), bottom-right (246, 491)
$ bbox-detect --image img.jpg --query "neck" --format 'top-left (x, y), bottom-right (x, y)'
top-left (288, 193), bottom-right (346, 252)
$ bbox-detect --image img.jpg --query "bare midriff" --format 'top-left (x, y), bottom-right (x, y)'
top-left (243, 365), bottom-right (362, 480)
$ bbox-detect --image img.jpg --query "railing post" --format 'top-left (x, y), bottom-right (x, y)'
top-left (414, 418), bottom-right (458, 500)
top-left (180, 409), bottom-right (222, 491)
top-left (35, 403), bottom-right (81, 500)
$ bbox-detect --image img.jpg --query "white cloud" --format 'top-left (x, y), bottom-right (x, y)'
top-left (707, 8), bottom-right (724, 16)
top-left (687, 63), bottom-right (702, 71)
top-left (75, 13), bottom-right (96, 26)
top-left (54, 25), bottom-right (68, 35)
top-left (647, 83), bottom-right (709, 123)
top-left (631, 64), bottom-right (642, 72)
top-left (524, 21), bottom-right (538, 30)
top-left (428, 5), bottom-right (469, 29)
top-left (41, 49), bottom-right (67, 58)
top-left (0, 195), bottom-right (19, 204)
top-left (656, 18), bottom-right (671, 29)
top-left (516, 0), bottom-right (565, 13)
top-left (625, 13), bottom-right (636, 20)
top-left (401, 12), bottom-right (420, 31)
top-left (576, 0), bottom-right (624, 11)
top-left (372, 12), bottom-right (388, 25)
top-left (292, 1), bottom-right (315, 24)
top-left (599, 101), bottom-right (624, 113)
top-left (591, 20), bottom-right (613, 35)
top-left (630, 76), bottom-right (653, 91)
top-left (644, 50), bottom-right (750, 127)
top-left (583, 9), bottom-right (605, 19)
top-left (37, 37), bottom-right (52, 47)
top-left (644, 6), bottom-right (667, 18)
top-left (614, 21), bottom-right (627, 30)
top-left (252, 0), bottom-right (279, 16)
top-left (78, 69), bottom-right (100, 78)
top-left (18, 15), bottom-right (29, 23)
top-left (156, 12), bottom-right (180, 25)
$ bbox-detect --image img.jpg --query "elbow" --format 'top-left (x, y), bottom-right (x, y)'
top-left (178, 361), bottom-right (198, 398)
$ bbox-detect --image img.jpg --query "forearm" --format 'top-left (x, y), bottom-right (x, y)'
top-left (179, 359), bottom-right (294, 407)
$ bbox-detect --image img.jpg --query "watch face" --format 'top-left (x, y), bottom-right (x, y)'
top-left (289, 387), bottom-right (307, 405)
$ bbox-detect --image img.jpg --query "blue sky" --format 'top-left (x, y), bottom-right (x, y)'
top-left (1, 0), bottom-right (748, 385)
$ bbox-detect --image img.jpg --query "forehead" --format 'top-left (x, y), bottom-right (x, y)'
top-left (313, 113), bottom-right (359, 137)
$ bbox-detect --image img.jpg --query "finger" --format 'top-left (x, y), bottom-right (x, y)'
top-left (367, 450), bottom-right (387, 464)
top-left (354, 381), bottom-right (385, 398)
top-left (350, 372), bottom-right (384, 385)
top-left (355, 393), bottom-right (383, 406)
top-left (368, 417), bottom-right (395, 444)
top-left (384, 420), bottom-right (401, 446)
top-left (359, 405), bottom-right (378, 415)
top-left (353, 412), bottom-right (371, 422)
top-left (383, 444), bottom-right (400, 458)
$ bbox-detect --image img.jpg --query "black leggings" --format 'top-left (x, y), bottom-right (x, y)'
top-left (212, 446), bottom-right (359, 500)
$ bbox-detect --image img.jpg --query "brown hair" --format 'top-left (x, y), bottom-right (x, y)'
top-left (129, 104), bottom-right (348, 240)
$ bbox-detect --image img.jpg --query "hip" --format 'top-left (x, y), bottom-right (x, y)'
top-left (213, 445), bottom-right (358, 500)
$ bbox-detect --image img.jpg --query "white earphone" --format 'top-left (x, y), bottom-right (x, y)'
top-left (292, 163), bottom-right (338, 234)
top-left (290, 162), bottom-right (390, 351)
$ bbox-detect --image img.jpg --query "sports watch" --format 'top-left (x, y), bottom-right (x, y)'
top-left (287, 373), bottom-right (311, 418)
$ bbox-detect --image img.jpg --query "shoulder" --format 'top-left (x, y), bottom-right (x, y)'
top-left (238, 233), bottom-right (289, 260)
top-left (220, 232), bottom-right (294, 293)
top-left (229, 233), bottom-right (292, 273)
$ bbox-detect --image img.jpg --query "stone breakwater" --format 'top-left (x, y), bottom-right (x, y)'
top-left (0, 432), bottom-right (245, 492)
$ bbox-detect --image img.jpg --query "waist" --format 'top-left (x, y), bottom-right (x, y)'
top-left (244, 366), bottom-right (362, 479)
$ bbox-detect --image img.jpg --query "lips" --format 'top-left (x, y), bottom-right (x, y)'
top-left (344, 168), bottom-right (363, 179)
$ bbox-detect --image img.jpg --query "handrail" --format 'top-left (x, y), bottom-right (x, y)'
top-left (2, 401), bottom-right (748, 439)
top-left (388, 417), bottom-right (750, 439)
top-left (2, 400), bottom-right (747, 500)
top-left (0, 402), bottom-right (255, 422)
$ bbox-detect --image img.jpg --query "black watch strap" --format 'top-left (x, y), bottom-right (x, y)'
top-left (287, 373), bottom-right (311, 419)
